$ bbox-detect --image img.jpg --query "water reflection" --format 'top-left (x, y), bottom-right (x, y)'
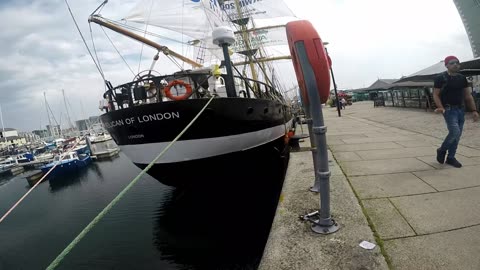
top-left (47, 168), bottom-right (90, 193)
top-left (0, 175), bottom-right (15, 187)
top-left (153, 153), bottom-right (289, 270)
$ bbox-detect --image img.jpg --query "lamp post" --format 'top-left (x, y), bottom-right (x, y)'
top-left (323, 42), bottom-right (341, 117)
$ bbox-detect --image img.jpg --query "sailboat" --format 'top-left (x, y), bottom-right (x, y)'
top-left (88, 0), bottom-right (296, 187)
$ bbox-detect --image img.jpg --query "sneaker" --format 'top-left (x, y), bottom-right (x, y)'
top-left (436, 148), bottom-right (446, 164)
top-left (446, 158), bottom-right (462, 168)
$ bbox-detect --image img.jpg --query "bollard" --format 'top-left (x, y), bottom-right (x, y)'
top-left (287, 20), bottom-right (339, 234)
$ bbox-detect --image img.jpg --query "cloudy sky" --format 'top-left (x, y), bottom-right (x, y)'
top-left (0, 0), bottom-right (474, 132)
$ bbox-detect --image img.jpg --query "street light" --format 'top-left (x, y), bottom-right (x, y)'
top-left (323, 42), bottom-right (341, 117)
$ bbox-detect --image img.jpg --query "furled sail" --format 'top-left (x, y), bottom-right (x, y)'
top-left (218, 0), bottom-right (295, 21)
top-left (123, 0), bottom-right (228, 40)
top-left (121, 0), bottom-right (295, 67)
top-left (122, 0), bottom-right (294, 39)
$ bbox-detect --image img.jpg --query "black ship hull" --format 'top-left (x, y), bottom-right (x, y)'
top-left (101, 98), bottom-right (292, 187)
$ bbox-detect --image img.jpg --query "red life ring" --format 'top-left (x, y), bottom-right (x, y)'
top-left (164, 80), bottom-right (193, 101)
top-left (286, 20), bottom-right (331, 104)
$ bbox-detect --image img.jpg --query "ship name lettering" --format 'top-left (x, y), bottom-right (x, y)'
top-left (105, 119), bottom-right (125, 128)
top-left (137, 112), bottom-right (180, 123)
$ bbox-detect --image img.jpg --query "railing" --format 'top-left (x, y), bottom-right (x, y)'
top-left (374, 89), bottom-right (480, 111)
top-left (102, 72), bottom-right (283, 112)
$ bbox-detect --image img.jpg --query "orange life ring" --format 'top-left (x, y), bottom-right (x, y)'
top-left (164, 80), bottom-right (193, 101)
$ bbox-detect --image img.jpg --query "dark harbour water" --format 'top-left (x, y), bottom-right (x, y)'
top-left (0, 152), bottom-right (288, 270)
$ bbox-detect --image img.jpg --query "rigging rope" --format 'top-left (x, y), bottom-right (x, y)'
top-left (137, 0), bottom-right (155, 74)
top-left (0, 135), bottom-right (89, 224)
top-left (100, 26), bottom-right (136, 77)
top-left (64, 0), bottom-right (106, 83)
top-left (45, 95), bottom-right (216, 270)
top-left (89, 23), bottom-right (105, 82)
top-left (166, 55), bottom-right (184, 71)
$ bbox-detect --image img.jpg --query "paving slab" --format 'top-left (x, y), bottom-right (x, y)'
top-left (410, 134), bottom-right (443, 145)
top-left (327, 130), bottom-right (379, 136)
top-left (363, 199), bottom-right (416, 239)
top-left (416, 155), bottom-right (480, 169)
top-left (333, 152), bottom-right (362, 162)
top-left (341, 158), bottom-right (433, 176)
top-left (362, 132), bottom-right (401, 138)
top-left (350, 173), bottom-right (436, 199)
top-left (355, 147), bottom-right (436, 160)
top-left (260, 151), bottom-right (388, 270)
top-left (385, 225), bottom-right (480, 270)
top-left (390, 186), bottom-right (480, 234)
top-left (329, 142), bottom-right (403, 153)
top-left (326, 139), bottom-right (346, 146)
top-left (326, 134), bottom-right (368, 140)
top-left (395, 140), bottom-right (431, 148)
top-left (342, 136), bottom-right (416, 144)
top-left (456, 146), bottom-right (480, 157)
top-left (412, 165), bottom-right (480, 191)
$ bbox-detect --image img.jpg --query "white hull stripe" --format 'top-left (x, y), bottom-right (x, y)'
top-left (120, 121), bottom-right (292, 164)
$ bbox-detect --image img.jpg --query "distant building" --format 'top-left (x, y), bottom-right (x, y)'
top-left (75, 119), bottom-right (90, 132)
top-left (46, 124), bottom-right (61, 137)
top-left (32, 129), bottom-right (49, 138)
top-left (454, 0), bottom-right (480, 57)
top-left (89, 116), bottom-right (100, 124)
top-left (0, 128), bottom-right (18, 139)
top-left (0, 128), bottom-right (27, 148)
top-left (19, 132), bottom-right (40, 143)
top-left (76, 116), bottom-right (104, 134)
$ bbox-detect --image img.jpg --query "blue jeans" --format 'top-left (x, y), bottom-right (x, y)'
top-left (439, 108), bottom-right (465, 158)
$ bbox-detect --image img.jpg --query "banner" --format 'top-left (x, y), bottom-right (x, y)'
top-left (232, 26), bottom-right (287, 53)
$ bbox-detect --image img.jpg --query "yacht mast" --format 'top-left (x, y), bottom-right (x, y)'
top-left (0, 104), bottom-right (6, 143)
top-left (44, 91), bottom-right (52, 128)
top-left (62, 89), bottom-right (73, 129)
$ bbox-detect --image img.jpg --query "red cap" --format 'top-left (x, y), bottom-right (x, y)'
top-left (444, 55), bottom-right (459, 66)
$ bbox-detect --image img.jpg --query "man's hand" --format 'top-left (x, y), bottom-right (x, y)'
top-left (473, 111), bottom-right (479, 122)
top-left (435, 108), bottom-right (445, 114)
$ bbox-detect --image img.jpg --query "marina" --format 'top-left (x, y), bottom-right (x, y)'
top-left (0, 152), bottom-right (286, 269)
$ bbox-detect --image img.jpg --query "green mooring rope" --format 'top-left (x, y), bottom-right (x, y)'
top-left (46, 96), bottom-right (215, 270)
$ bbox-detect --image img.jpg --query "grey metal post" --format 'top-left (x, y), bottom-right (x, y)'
top-left (325, 47), bottom-right (341, 117)
top-left (304, 109), bottom-right (320, 193)
top-left (295, 42), bottom-right (339, 234)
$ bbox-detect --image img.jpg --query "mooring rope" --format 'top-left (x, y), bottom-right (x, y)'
top-left (46, 96), bottom-right (215, 270)
top-left (0, 135), bottom-right (88, 224)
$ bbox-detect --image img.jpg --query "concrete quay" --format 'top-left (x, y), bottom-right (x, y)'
top-left (260, 101), bottom-right (480, 270)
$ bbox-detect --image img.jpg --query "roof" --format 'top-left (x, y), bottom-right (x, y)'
top-left (3, 136), bottom-right (21, 141)
top-left (363, 79), bottom-right (399, 91)
top-left (396, 57), bottom-right (480, 83)
top-left (1, 128), bottom-right (16, 132)
top-left (390, 81), bottom-right (433, 88)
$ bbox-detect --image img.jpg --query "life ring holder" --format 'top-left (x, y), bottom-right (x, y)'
top-left (164, 80), bottom-right (193, 101)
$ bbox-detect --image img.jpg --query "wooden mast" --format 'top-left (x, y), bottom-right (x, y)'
top-left (88, 15), bottom-right (202, 68)
top-left (233, 0), bottom-right (259, 85)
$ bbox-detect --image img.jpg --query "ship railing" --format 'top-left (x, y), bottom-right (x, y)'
top-left (103, 72), bottom-right (283, 112)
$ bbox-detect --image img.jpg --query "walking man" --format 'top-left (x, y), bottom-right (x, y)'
top-left (433, 55), bottom-right (479, 167)
top-left (340, 97), bottom-right (347, 109)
